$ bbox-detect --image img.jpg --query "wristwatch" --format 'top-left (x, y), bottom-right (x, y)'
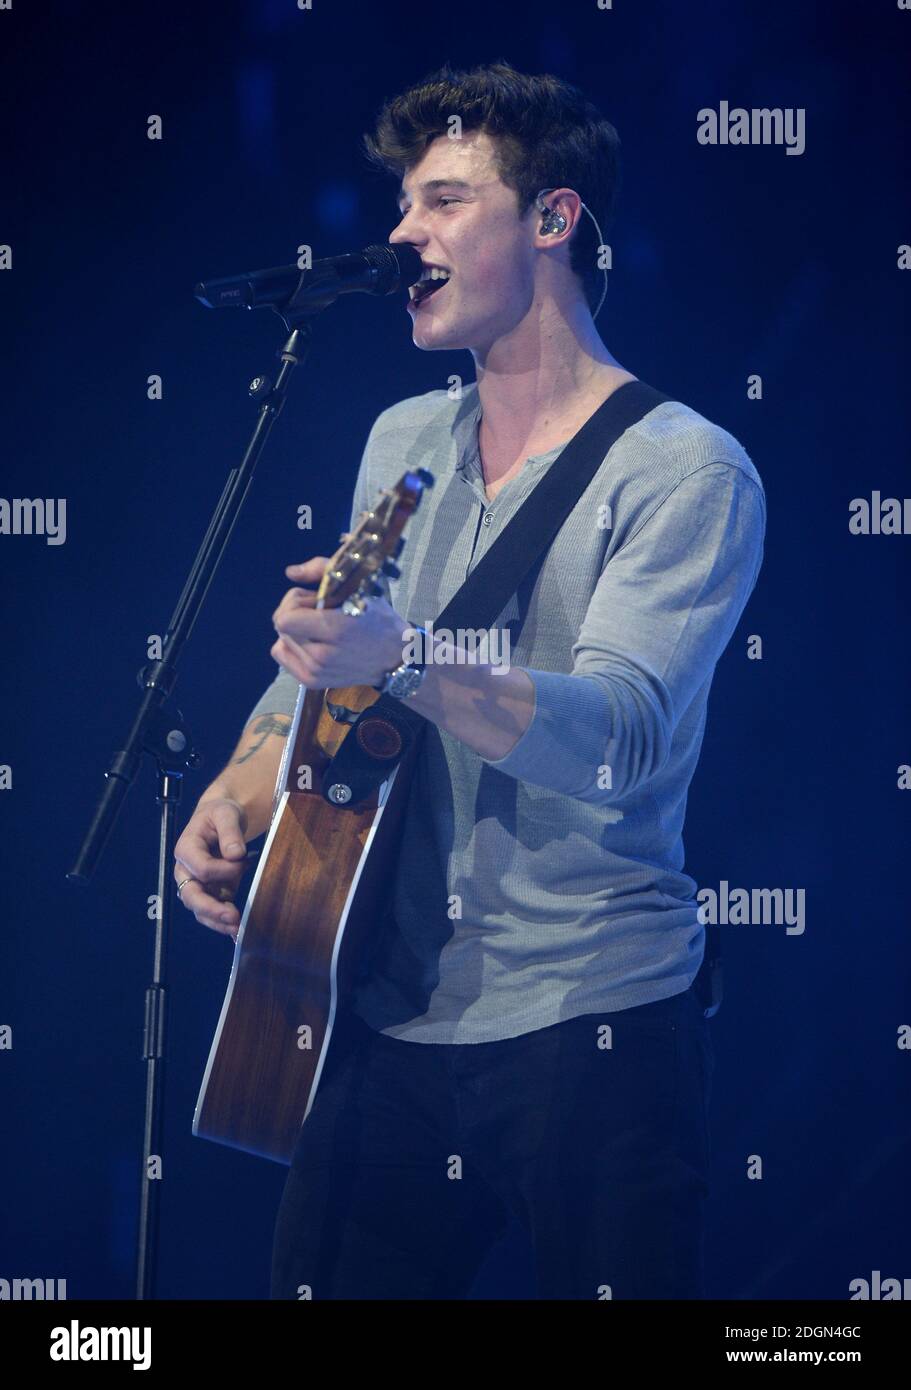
top-left (377, 625), bottom-right (429, 699)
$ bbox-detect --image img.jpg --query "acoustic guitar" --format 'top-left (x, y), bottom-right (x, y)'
top-left (193, 469), bottom-right (433, 1164)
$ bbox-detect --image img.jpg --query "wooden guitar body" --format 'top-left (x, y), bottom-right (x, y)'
top-left (193, 471), bottom-right (430, 1164)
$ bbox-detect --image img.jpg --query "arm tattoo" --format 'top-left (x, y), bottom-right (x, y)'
top-left (234, 714), bottom-right (291, 764)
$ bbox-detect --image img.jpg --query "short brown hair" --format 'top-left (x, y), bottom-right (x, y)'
top-left (363, 60), bottom-right (621, 313)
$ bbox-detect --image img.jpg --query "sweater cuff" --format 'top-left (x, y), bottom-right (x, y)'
top-left (480, 668), bottom-right (603, 787)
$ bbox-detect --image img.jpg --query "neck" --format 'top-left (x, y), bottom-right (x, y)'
top-left (471, 294), bottom-right (633, 453)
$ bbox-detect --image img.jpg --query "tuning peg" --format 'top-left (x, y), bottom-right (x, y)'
top-left (381, 559), bottom-right (401, 579)
top-left (393, 537), bottom-right (405, 558)
top-left (416, 468), bottom-right (435, 489)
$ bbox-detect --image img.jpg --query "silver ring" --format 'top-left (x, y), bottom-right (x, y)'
top-left (176, 876), bottom-right (195, 900)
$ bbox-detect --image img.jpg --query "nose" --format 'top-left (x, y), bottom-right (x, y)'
top-left (389, 206), bottom-right (426, 249)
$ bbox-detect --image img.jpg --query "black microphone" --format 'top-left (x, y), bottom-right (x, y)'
top-left (194, 243), bottom-right (423, 312)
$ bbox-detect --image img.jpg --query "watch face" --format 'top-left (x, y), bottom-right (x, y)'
top-left (389, 664), bottom-right (424, 699)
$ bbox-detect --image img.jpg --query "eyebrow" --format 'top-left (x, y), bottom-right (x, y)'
top-left (396, 178), bottom-right (473, 209)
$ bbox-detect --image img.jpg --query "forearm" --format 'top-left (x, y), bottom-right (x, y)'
top-left (402, 637), bottom-right (536, 761)
top-left (199, 712), bottom-right (291, 840)
top-left (404, 639), bottom-right (671, 802)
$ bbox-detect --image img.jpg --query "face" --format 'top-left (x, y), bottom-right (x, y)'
top-left (389, 129), bottom-right (538, 356)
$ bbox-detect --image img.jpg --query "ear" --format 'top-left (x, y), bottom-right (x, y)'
top-left (531, 187), bottom-right (582, 248)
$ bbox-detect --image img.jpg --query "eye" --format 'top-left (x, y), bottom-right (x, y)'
top-left (438, 197), bottom-right (460, 207)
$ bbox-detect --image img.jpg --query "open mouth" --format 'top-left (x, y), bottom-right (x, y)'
top-left (408, 267), bottom-right (451, 308)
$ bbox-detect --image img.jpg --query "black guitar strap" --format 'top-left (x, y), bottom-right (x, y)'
top-left (321, 379), bottom-right (672, 809)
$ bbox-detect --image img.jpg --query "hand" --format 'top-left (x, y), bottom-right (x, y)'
top-left (271, 555), bottom-right (408, 689)
top-left (173, 797), bottom-right (251, 940)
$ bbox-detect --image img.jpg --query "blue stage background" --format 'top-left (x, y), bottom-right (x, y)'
top-left (1, 0), bottom-right (908, 1299)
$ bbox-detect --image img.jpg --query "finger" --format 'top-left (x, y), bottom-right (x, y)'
top-left (272, 598), bottom-right (330, 638)
top-left (271, 635), bottom-right (315, 684)
top-left (178, 880), bottom-right (239, 937)
top-left (280, 588), bottom-right (319, 609)
top-left (174, 862), bottom-right (239, 915)
top-left (173, 864), bottom-right (245, 905)
top-left (285, 556), bottom-right (330, 579)
top-left (174, 827), bottom-right (223, 877)
top-left (274, 633), bottom-right (332, 668)
top-left (277, 598), bottom-right (352, 637)
top-left (208, 804), bottom-right (248, 859)
top-left (174, 847), bottom-right (248, 889)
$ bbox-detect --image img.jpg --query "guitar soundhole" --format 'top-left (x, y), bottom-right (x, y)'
top-left (356, 717), bottom-right (403, 761)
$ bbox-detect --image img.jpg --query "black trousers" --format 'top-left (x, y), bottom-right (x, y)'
top-left (270, 983), bottom-right (713, 1300)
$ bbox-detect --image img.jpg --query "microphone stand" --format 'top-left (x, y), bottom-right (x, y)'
top-left (67, 296), bottom-right (326, 1301)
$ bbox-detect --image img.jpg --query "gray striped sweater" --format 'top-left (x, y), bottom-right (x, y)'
top-left (247, 382), bottom-right (765, 1043)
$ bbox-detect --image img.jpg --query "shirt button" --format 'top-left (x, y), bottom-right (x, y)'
top-left (483, 511), bottom-right (493, 526)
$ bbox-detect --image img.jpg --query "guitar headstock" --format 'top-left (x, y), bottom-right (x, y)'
top-left (316, 469), bottom-right (434, 612)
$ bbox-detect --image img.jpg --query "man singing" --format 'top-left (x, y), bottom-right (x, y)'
top-left (174, 61), bottom-right (765, 1300)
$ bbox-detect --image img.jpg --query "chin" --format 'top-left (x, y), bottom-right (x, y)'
top-left (412, 333), bottom-right (466, 353)
top-left (410, 317), bottom-right (465, 351)
top-left (410, 306), bottom-right (486, 353)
